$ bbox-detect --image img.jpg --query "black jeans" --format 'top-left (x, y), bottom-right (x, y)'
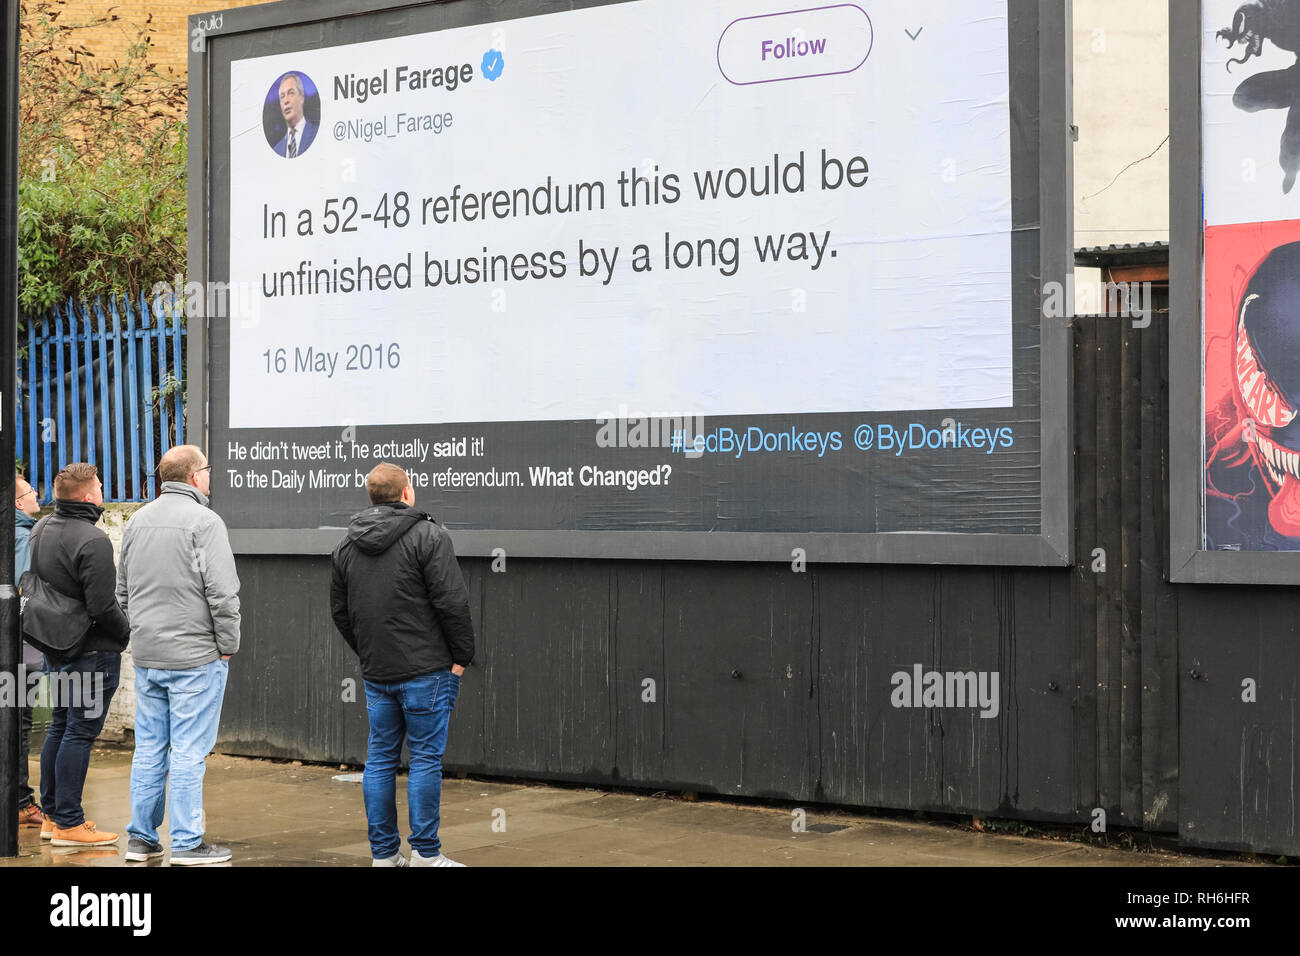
top-left (39, 650), bottom-right (120, 828)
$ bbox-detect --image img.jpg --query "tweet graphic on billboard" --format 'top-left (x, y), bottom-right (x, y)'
top-left (208, 0), bottom-right (1040, 541)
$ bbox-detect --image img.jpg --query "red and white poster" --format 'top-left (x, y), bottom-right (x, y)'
top-left (1203, 0), bottom-right (1300, 550)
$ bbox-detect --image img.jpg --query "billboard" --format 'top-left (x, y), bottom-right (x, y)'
top-left (190, 0), bottom-right (1071, 562)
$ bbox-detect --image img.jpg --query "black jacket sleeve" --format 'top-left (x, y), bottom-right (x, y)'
top-left (330, 546), bottom-right (358, 652)
top-left (420, 525), bottom-right (475, 667)
top-left (76, 534), bottom-right (130, 647)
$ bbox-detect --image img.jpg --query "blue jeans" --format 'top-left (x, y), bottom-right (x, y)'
top-left (39, 650), bottom-right (121, 828)
top-left (363, 669), bottom-right (459, 859)
top-left (127, 658), bottom-right (229, 851)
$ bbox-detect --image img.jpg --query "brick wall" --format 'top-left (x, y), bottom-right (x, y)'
top-left (47, 0), bottom-right (274, 80)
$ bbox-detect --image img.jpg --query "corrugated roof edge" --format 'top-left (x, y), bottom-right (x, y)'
top-left (1074, 241), bottom-right (1170, 268)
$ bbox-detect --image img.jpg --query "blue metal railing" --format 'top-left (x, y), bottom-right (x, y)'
top-left (19, 294), bottom-right (187, 503)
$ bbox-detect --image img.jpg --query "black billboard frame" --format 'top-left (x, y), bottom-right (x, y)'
top-left (188, 0), bottom-right (1073, 566)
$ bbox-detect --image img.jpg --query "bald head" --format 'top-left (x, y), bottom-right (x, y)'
top-left (159, 445), bottom-right (206, 483)
top-left (160, 445), bottom-right (212, 497)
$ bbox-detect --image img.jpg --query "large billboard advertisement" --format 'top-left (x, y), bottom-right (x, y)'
top-left (1202, 0), bottom-right (1300, 552)
top-left (193, 0), bottom-right (1069, 562)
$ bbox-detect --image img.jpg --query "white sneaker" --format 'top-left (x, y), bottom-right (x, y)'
top-left (411, 849), bottom-right (465, 867)
top-left (372, 852), bottom-right (408, 867)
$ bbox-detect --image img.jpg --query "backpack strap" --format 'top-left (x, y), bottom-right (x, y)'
top-left (28, 517), bottom-right (45, 576)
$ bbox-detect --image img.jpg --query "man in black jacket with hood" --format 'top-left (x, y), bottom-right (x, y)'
top-left (34, 463), bottom-right (130, 847)
top-left (330, 462), bottom-right (475, 867)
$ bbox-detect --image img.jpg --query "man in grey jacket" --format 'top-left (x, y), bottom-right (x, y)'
top-left (116, 445), bottom-right (241, 865)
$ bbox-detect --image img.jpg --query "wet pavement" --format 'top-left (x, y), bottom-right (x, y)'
top-left (0, 748), bottom-right (1267, 867)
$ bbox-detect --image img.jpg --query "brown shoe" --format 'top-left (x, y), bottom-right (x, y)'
top-left (51, 822), bottom-right (118, 847)
top-left (43, 817), bottom-right (95, 841)
top-left (18, 804), bottom-right (44, 827)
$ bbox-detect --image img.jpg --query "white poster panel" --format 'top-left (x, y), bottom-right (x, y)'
top-left (226, 0), bottom-right (1012, 429)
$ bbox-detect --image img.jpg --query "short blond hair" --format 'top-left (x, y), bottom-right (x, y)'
top-left (53, 463), bottom-right (99, 501)
top-left (366, 463), bottom-right (409, 505)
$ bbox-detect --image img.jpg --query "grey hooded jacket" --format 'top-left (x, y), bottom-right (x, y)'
top-left (116, 481), bottom-right (241, 669)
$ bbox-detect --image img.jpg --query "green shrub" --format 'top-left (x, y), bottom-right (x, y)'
top-left (18, 1), bottom-right (187, 316)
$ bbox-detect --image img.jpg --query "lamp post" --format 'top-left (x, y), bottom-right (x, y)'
top-left (0, 0), bottom-right (20, 859)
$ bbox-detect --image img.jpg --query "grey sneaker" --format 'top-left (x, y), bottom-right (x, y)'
top-left (411, 849), bottom-right (465, 867)
top-left (372, 852), bottom-right (408, 867)
top-left (171, 842), bottom-right (233, 866)
top-left (124, 838), bottom-right (164, 862)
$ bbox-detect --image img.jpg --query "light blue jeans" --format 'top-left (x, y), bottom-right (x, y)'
top-left (127, 658), bottom-right (229, 851)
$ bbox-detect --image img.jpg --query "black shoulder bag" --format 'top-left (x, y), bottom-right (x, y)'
top-left (19, 519), bottom-right (93, 663)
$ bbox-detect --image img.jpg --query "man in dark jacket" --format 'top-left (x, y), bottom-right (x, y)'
top-left (34, 463), bottom-right (129, 847)
top-left (331, 462), bottom-right (475, 867)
